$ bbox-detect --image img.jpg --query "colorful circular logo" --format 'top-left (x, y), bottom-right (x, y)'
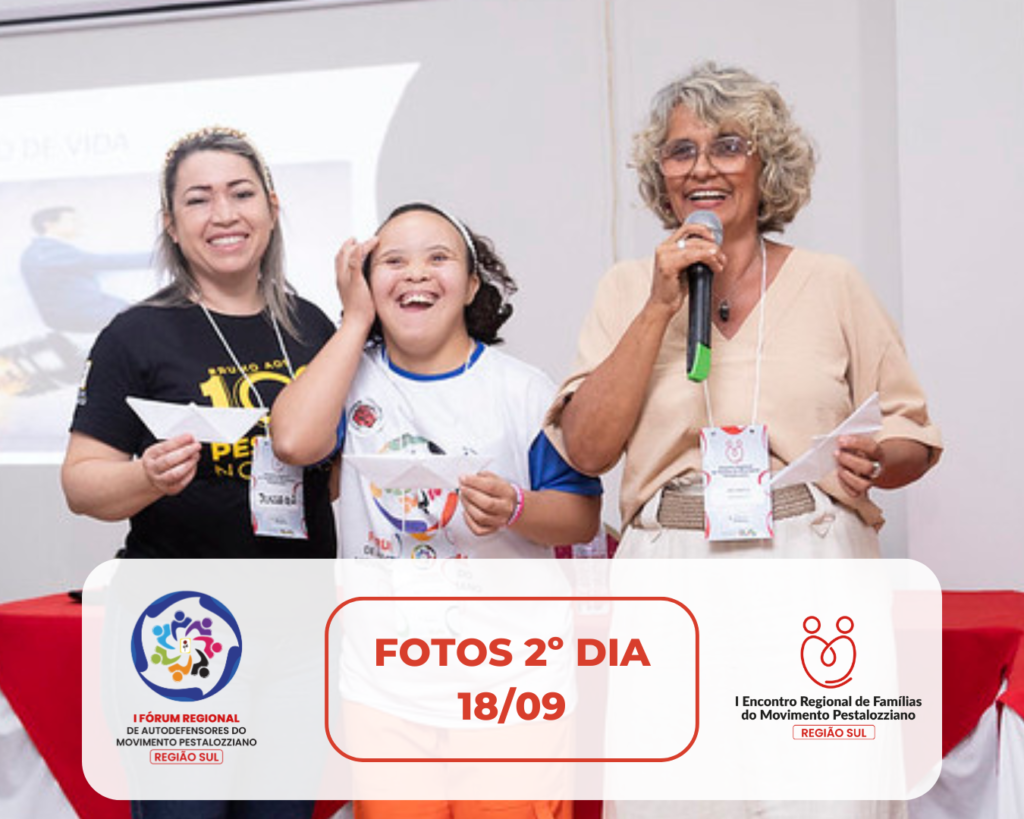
top-left (130, 591), bottom-right (242, 702)
top-left (370, 434), bottom-right (459, 546)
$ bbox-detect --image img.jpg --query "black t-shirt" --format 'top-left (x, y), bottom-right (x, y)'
top-left (71, 299), bottom-right (337, 559)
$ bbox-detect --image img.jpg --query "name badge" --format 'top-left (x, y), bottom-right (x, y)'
top-left (250, 436), bottom-right (307, 540)
top-left (700, 425), bottom-right (772, 541)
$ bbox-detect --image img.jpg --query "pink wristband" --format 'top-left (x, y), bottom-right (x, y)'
top-left (506, 482), bottom-right (525, 527)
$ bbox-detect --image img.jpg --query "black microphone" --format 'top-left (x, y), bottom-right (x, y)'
top-left (683, 210), bottom-right (723, 382)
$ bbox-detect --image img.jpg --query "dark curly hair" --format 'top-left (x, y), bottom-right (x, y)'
top-left (362, 202), bottom-right (517, 346)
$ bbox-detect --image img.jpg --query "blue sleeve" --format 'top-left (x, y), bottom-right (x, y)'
top-left (528, 431), bottom-right (602, 495)
top-left (336, 411), bottom-right (347, 451)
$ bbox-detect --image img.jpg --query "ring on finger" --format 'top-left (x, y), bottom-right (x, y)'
top-left (676, 237), bottom-right (686, 251)
top-left (868, 460), bottom-right (882, 480)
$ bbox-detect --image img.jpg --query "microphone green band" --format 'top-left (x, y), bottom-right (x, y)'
top-left (687, 342), bottom-right (711, 382)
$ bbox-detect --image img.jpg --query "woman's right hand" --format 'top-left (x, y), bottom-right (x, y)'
top-left (335, 236), bottom-right (379, 328)
top-left (558, 220), bottom-right (728, 473)
top-left (141, 434), bottom-right (201, 496)
top-left (63, 431), bottom-right (200, 521)
top-left (649, 221), bottom-right (727, 314)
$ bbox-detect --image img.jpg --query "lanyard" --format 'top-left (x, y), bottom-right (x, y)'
top-left (703, 235), bottom-right (767, 428)
top-left (200, 302), bottom-right (295, 411)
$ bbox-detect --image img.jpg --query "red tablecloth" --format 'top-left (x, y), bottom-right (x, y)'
top-left (940, 591), bottom-right (1024, 756)
top-left (0, 594), bottom-right (122, 818)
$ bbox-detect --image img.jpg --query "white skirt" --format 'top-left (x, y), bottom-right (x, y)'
top-left (609, 483), bottom-right (906, 819)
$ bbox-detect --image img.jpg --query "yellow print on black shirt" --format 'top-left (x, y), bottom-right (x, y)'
top-left (198, 358), bottom-right (305, 481)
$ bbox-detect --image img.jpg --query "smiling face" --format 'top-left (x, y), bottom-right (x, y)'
top-left (368, 209), bottom-right (480, 374)
top-left (164, 150), bottom-right (278, 297)
top-left (663, 105), bottom-right (761, 241)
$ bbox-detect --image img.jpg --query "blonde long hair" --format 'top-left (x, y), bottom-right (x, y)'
top-left (148, 127), bottom-right (300, 338)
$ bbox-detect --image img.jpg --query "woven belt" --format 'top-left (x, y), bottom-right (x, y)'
top-left (656, 483), bottom-right (815, 530)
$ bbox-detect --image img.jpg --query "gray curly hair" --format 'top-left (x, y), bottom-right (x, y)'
top-left (632, 62), bottom-right (816, 234)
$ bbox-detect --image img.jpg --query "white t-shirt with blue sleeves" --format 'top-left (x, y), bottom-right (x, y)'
top-left (336, 341), bottom-right (601, 559)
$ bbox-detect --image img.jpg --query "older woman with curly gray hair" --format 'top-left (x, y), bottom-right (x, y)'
top-left (551, 66), bottom-right (941, 557)
top-left (546, 57), bottom-right (941, 819)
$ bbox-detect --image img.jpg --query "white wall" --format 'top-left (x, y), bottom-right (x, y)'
top-left (896, 0), bottom-right (1024, 589)
top-left (0, 0), bottom-right (1016, 601)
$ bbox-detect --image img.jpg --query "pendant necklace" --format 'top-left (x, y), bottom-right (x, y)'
top-left (714, 240), bottom-right (765, 322)
top-left (717, 295), bottom-right (733, 323)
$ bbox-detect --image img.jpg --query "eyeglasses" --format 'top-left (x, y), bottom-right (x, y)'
top-left (658, 135), bottom-right (755, 178)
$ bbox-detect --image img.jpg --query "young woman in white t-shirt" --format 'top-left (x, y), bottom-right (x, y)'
top-left (271, 203), bottom-right (601, 819)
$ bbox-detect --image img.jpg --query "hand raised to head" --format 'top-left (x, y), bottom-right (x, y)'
top-left (335, 236), bottom-right (379, 329)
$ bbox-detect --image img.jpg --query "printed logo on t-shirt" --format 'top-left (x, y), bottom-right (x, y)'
top-left (349, 399), bottom-right (383, 435)
top-left (410, 543), bottom-right (437, 559)
top-left (361, 528), bottom-right (405, 559)
top-left (199, 359), bottom-right (299, 480)
top-left (369, 433), bottom-right (459, 548)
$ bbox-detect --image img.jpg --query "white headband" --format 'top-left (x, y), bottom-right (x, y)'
top-left (432, 205), bottom-right (478, 275)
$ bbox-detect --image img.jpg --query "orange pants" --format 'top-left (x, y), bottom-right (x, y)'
top-left (342, 702), bottom-right (575, 808)
top-left (354, 800), bottom-right (571, 819)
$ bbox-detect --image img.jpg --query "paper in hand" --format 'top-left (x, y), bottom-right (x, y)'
top-left (344, 453), bottom-right (492, 490)
top-left (126, 397), bottom-right (265, 444)
top-left (771, 392), bottom-right (882, 488)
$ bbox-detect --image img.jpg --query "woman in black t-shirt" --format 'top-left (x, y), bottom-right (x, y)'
top-left (61, 127), bottom-right (334, 819)
top-left (63, 127), bottom-right (336, 559)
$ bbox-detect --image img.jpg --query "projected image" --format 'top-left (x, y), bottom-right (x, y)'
top-left (0, 163), bottom-right (352, 460)
top-left (0, 175), bottom-right (153, 456)
top-left (21, 202), bottom-right (149, 334)
top-left (0, 64), bottom-right (417, 463)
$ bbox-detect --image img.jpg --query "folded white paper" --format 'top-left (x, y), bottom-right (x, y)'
top-left (344, 453), bottom-right (492, 490)
top-left (771, 392), bottom-right (882, 488)
top-left (126, 397), bottom-right (265, 444)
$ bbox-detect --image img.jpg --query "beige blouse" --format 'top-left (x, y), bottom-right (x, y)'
top-left (546, 247), bottom-right (943, 528)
